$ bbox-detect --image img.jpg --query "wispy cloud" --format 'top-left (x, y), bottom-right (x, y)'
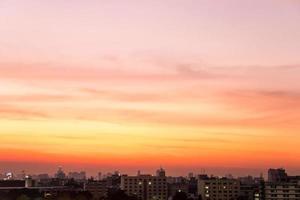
top-left (0, 59), bottom-right (222, 84)
top-left (0, 104), bottom-right (48, 119)
top-left (0, 94), bottom-right (72, 102)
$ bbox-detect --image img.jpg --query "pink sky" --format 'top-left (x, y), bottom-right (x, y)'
top-left (0, 0), bottom-right (300, 176)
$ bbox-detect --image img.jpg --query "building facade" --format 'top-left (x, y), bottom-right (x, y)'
top-left (121, 170), bottom-right (168, 200)
top-left (198, 175), bottom-right (240, 200)
top-left (265, 182), bottom-right (300, 200)
top-left (68, 171), bottom-right (86, 181)
top-left (268, 169), bottom-right (288, 183)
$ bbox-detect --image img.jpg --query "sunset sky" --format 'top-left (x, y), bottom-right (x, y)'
top-left (0, 0), bottom-right (300, 176)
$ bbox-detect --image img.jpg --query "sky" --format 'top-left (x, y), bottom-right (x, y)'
top-left (0, 0), bottom-right (300, 177)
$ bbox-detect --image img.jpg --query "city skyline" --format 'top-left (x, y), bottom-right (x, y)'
top-left (1, 167), bottom-right (299, 200)
top-left (1, 0), bottom-right (300, 176)
top-left (0, 166), bottom-right (295, 179)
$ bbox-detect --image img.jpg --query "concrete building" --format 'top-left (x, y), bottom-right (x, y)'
top-left (25, 176), bottom-right (35, 188)
top-left (268, 169), bottom-right (288, 183)
top-left (68, 171), bottom-right (86, 181)
top-left (121, 169), bottom-right (168, 200)
top-left (37, 174), bottom-right (50, 180)
top-left (98, 172), bottom-right (102, 180)
top-left (156, 168), bottom-right (166, 177)
top-left (198, 175), bottom-right (240, 200)
top-left (238, 176), bottom-right (264, 200)
top-left (0, 180), bottom-right (25, 187)
top-left (265, 182), bottom-right (300, 200)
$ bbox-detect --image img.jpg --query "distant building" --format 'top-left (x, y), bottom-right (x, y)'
top-left (68, 171), bottom-right (86, 181)
top-left (198, 175), bottom-right (240, 200)
top-left (167, 176), bottom-right (186, 184)
top-left (37, 174), bottom-right (50, 180)
top-left (268, 168), bottom-right (288, 183)
top-left (0, 174), bottom-right (4, 180)
top-left (188, 176), bottom-right (198, 196)
top-left (37, 178), bottom-right (66, 187)
top-left (0, 180), bottom-right (25, 187)
top-left (25, 176), bottom-right (35, 188)
top-left (156, 168), bottom-right (166, 177)
top-left (188, 173), bottom-right (194, 179)
top-left (106, 171), bottom-right (121, 189)
top-left (98, 172), bottom-right (102, 180)
top-left (121, 169), bottom-right (168, 200)
top-left (55, 167), bottom-right (66, 179)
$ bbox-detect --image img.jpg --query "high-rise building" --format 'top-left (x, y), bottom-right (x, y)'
top-left (55, 166), bottom-right (66, 179)
top-left (25, 176), bottom-right (35, 188)
top-left (68, 171), bottom-right (86, 181)
top-left (268, 168), bottom-right (288, 183)
top-left (98, 172), bottom-right (102, 180)
top-left (188, 173), bottom-right (194, 179)
top-left (121, 169), bottom-right (168, 200)
top-left (156, 168), bottom-right (166, 177)
top-left (37, 174), bottom-right (50, 180)
top-left (265, 182), bottom-right (300, 200)
top-left (198, 175), bottom-right (240, 200)
top-left (265, 168), bottom-right (300, 199)
top-left (238, 176), bottom-right (265, 200)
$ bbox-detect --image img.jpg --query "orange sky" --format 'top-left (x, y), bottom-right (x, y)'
top-left (0, 0), bottom-right (300, 176)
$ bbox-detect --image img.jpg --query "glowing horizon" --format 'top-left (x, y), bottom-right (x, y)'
top-left (0, 0), bottom-right (300, 176)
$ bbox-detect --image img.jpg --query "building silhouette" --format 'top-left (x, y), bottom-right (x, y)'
top-left (121, 168), bottom-right (168, 200)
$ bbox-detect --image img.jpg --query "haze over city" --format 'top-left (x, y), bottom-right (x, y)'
top-left (0, 0), bottom-right (300, 177)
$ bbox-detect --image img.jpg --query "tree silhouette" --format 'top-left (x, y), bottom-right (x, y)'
top-left (106, 189), bottom-right (138, 200)
top-left (173, 192), bottom-right (188, 200)
top-left (16, 195), bottom-right (30, 200)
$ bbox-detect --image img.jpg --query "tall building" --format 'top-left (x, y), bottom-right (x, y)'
top-left (156, 168), bottom-right (166, 177)
top-left (106, 171), bottom-right (121, 190)
top-left (198, 175), bottom-right (240, 200)
top-left (238, 176), bottom-right (265, 200)
top-left (121, 169), bottom-right (168, 200)
top-left (37, 174), bottom-right (50, 180)
top-left (268, 168), bottom-right (288, 183)
top-left (55, 167), bottom-right (66, 179)
top-left (68, 171), bottom-right (86, 181)
top-left (265, 168), bottom-right (300, 199)
top-left (265, 182), bottom-right (300, 200)
top-left (25, 176), bottom-right (35, 188)
top-left (98, 172), bottom-right (102, 180)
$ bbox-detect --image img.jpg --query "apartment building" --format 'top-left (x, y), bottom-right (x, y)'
top-left (198, 175), bottom-right (240, 200)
